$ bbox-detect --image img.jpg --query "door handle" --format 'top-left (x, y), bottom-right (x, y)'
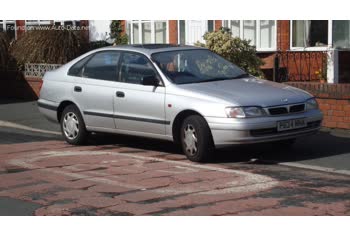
top-left (116, 91), bottom-right (125, 98)
top-left (74, 86), bottom-right (82, 92)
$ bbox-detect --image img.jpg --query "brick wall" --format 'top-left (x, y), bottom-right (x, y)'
top-left (168, 20), bottom-right (178, 44)
top-left (287, 82), bottom-right (350, 129)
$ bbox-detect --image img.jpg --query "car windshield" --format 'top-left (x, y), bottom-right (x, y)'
top-left (151, 49), bottom-right (248, 84)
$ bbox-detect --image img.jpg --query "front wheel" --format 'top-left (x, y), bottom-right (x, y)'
top-left (180, 115), bottom-right (215, 162)
top-left (60, 104), bottom-right (88, 145)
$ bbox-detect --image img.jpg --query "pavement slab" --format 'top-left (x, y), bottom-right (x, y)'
top-left (0, 140), bottom-right (349, 216)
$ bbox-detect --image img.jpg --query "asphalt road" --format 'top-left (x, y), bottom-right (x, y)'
top-left (0, 100), bottom-right (349, 215)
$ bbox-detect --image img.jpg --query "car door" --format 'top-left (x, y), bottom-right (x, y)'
top-left (113, 52), bottom-right (166, 135)
top-left (71, 51), bottom-right (120, 129)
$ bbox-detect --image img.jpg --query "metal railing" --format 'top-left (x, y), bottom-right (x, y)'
top-left (275, 51), bottom-right (328, 82)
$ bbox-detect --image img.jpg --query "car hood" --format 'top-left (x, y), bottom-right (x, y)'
top-left (175, 77), bottom-right (312, 107)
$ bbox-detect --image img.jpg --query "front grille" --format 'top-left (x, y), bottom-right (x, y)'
top-left (290, 104), bottom-right (305, 113)
top-left (268, 107), bottom-right (288, 115)
top-left (250, 120), bottom-right (321, 137)
top-left (268, 103), bottom-right (305, 115)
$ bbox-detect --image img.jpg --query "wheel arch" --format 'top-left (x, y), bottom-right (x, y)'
top-left (57, 100), bottom-right (82, 122)
top-left (172, 109), bottom-right (207, 145)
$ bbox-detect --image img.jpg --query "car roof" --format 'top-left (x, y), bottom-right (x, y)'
top-left (98, 44), bottom-right (203, 56)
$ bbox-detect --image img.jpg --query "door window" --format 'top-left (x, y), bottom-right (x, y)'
top-left (119, 53), bottom-right (158, 85)
top-left (82, 51), bottom-right (120, 81)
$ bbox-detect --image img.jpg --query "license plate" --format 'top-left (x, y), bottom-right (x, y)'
top-left (277, 118), bottom-right (307, 132)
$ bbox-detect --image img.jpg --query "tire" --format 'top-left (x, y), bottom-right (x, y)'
top-left (180, 115), bottom-right (215, 162)
top-left (60, 104), bottom-right (88, 145)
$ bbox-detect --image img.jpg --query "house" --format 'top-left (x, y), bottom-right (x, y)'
top-left (1, 20), bottom-right (349, 84)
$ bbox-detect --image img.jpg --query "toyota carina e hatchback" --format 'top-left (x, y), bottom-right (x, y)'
top-left (38, 44), bottom-right (323, 162)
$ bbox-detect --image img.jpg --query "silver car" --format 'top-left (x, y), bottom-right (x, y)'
top-left (38, 44), bottom-right (323, 162)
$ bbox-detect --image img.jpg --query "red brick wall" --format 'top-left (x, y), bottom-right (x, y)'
top-left (277, 20), bottom-right (290, 51)
top-left (214, 20), bottom-right (222, 31)
top-left (168, 20), bottom-right (178, 44)
top-left (287, 82), bottom-right (350, 129)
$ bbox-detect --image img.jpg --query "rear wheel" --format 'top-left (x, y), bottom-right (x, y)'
top-left (60, 104), bottom-right (88, 145)
top-left (180, 115), bottom-right (215, 162)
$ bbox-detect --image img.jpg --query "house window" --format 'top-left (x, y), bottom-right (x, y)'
top-left (333, 20), bottom-right (350, 49)
top-left (208, 20), bottom-right (214, 32)
top-left (128, 20), bottom-right (168, 44)
top-left (155, 21), bottom-right (167, 43)
top-left (292, 20), bottom-right (328, 48)
top-left (243, 20), bottom-right (257, 45)
top-left (0, 20), bottom-right (16, 40)
top-left (260, 20), bottom-right (276, 49)
top-left (179, 20), bottom-right (186, 45)
top-left (54, 20), bottom-right (80, 27)
top-left (25, 20), bottom-right (52, 30)
top-left (223, 20), bottom-right (276, 51)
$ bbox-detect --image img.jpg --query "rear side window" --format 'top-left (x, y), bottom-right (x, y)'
top-left (119, 52), bottom-right (158, 85)
top-left (68, 55), bottom-right (92, 77)
top-left (82, 51), bottom-right (121, 81)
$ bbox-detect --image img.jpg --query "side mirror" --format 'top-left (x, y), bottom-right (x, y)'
top-left (142, 76), bottom-right (160, 86)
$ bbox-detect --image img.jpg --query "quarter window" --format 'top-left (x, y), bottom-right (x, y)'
top-left (119, 53), bottom-right (158, 85)
top-left (82, 51), bottom-right (120, 81)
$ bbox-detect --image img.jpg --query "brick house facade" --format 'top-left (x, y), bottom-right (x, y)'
top-left (1, 20), bottom-right (350, 129)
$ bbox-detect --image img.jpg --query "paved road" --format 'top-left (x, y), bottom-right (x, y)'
top-left (0, 100), bottom-right (350, 215)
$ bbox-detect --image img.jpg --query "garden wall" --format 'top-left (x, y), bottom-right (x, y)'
top-left (287, 82), bottom-right (350, 129)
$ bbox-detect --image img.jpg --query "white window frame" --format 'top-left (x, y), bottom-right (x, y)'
top-left (222, 20), bottom-right (277, 52)
top-left (290, 20), bottom-right (332, 51)
top-left (53, 20), bottom-right (80, 27)
top-left (0, 20), bottom-right (17, 39)
top-left (128, 20), bottom-right (169, 44)
top-left (177, 20), bottom-right (214, 45)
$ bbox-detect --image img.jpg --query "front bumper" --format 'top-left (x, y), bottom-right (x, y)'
top-left (206, 109), bottom-right (323, 147)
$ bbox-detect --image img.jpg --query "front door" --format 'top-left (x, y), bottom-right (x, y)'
top-left (113, 52), bottom-right (166, 135)
top-left (186, 20), bottom-right (208, 45)
top-left (72, 51), bottom-right (121, 129)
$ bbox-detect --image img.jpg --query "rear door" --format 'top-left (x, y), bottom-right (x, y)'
top-left (113, 52), bottom-right (166, 135)
top-left (71, 51), bottom-right (120, 129)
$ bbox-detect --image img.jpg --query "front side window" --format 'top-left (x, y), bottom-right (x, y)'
top-left (119, 53), bottom-right (158, 85)
top-left (292, 20), bottom-right (328, 48)
top-left (152, 49), bottom-right (246, 85)
top-left (82, 51), bottom-right (120, 81)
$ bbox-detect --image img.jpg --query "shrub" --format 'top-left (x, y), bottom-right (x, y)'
top-left (197, 27), bottom-right (264, 78)
top-left (11, 29), bottom-right (83, 66)
top-left (110, 20), bottom-right (128, 45)
top-left (0, 32), bottom-right (10, 69)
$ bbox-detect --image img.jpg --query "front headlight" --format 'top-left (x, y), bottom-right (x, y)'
top-left (225, 107), bottom-right (266, 118)
top-left (306, 98), bottom-right (319, 110)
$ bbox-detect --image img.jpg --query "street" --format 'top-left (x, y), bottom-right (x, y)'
top-left (0, 100), bottom-right (350, 215)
